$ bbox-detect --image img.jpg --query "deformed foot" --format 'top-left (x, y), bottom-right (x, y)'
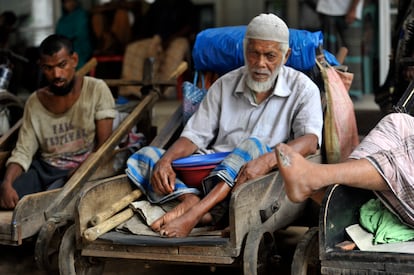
top-left (275, 143), bottom-right (320, 203)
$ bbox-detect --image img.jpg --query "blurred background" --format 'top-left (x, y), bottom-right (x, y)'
top-left (0, 0), bottom-right (401, 105)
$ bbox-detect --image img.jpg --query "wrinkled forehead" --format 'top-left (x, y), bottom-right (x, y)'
top-left (245, 38), bottom-right (281, 49)
top-left (39, 48), bottom-right (72, 65)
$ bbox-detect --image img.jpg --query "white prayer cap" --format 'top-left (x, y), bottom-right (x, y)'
top-left (245, 13), bottom-right (289, 44)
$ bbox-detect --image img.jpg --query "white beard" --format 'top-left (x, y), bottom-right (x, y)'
top-left (246, 64), bottom-right (282, 93)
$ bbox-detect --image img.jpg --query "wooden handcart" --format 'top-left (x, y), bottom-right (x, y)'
top-left (58, 102), bottom-right (323, 274)
top-left (0, 57), bottom-right (186, 273)
top-left (56, 27), bottom-right (359, 275)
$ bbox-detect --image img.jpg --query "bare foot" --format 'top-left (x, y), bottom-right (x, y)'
top-left (157, 210), bottom-right (213, 238)
top-left (158, 208), bottom-right (203, 238)
top-left (275, 143), bottom-right (320, 203)
top-left (150, 194), bottom-right (200, 232)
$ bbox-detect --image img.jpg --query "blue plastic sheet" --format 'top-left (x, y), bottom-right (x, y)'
top-left (192, 26), bottom-right (246, 75)
top-left (192, 26), bottom-right (339, 74)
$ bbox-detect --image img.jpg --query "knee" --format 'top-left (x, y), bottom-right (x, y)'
top-left (130, 146), bottom-right (164, 163)
top-left (237, 137), bottom-right (269, 152)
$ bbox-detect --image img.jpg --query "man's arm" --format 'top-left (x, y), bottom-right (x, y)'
top-left (151, 137), bottom-right (198, 195)
top-left (94, 118), bottom-right (114, 150)
top-left (0, 163), bottom-right (23, 209)
top-left (345, 0), bottom-right (361, 24)
top-left (233, 134), bottom-right (319, 190)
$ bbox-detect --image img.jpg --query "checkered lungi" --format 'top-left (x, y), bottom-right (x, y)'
top-left (126, 137), bottom-right (271, 206)
top-left (349, 113), bottom-right (414, 227)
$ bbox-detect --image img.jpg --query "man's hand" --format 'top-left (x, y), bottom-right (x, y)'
top-left (233, 155), bottom-right (273, 192)
top-left (0, 184), bottom-right (19, 209)
top-left (151, 158), bottom-right (176, 195)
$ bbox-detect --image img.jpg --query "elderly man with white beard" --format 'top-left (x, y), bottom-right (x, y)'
top-left (126, 13), bottom-right (323, 237)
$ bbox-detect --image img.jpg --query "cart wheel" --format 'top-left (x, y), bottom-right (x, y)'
top-left (257, 231), bottom-right (278, 275)
top-left (291, 227), bottom-right (321, 275)
top-left (59, 224), bottom-right (105, 275)
top-left (244, 230), bottom-right (279, 275)
top-left (34, 218), bottom-right (69, 273)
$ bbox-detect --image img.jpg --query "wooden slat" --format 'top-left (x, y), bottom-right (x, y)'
top-left (0, 118), bottom-right (22, 150)
top-left (0, 211), bottom-right (13, 224)
top-left (81, 244), bottom-right (236, 264)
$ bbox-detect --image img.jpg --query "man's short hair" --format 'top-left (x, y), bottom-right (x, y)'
top-left (39, 34), bottom-right (74, 57)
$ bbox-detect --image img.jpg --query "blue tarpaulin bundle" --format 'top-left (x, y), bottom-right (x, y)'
top-left (192, 26), bottom-right (339, 75)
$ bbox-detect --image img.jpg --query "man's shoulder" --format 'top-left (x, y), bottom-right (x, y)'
top-left (83, 76), bottom-right (102, 84)
top-left (25, 90), bottom-right (41, 106)
top-left (82, 76), bottom-right (108, 90)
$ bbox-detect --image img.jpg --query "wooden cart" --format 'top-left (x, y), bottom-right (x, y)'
top-left (55, 100), bottom-right (323, 275)
top-left (292, 184), bottom-right (414, 275)
top-left (0, 58), bottom-right (186, 273)
top-left (56, 28), bottom-right (358, 275)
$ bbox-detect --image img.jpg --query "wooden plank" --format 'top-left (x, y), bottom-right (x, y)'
top-left (81, 244), bottom-right (236, 264)
top-left (11, 189), bottom-right (61, 240)
top-left (0, 211), bottom-right (13, 224)
top-left (229, 172), bottom-right (278, 248)
top-left (76, 175), bottom-right (132, 239)
top-left (105, 79), bottom-right (176, 87)
top-left (0, 118), bottom-right (21, 150)
top-left (75, 57), bottom-right (97, 77)
top-left (90, 189), bottom-right (142, 226)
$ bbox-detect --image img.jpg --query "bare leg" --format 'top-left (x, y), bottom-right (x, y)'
top-left (159, 182), bottom-right (231, 237)
top-left (275, 143), bottom-right (389, 203)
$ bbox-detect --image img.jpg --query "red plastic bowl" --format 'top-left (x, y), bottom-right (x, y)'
top-left (174, 164), bottom-right (217, 188)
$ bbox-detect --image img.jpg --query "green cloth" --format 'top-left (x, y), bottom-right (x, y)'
top-left (360, 198), bottom-right (414, 244)
top-left (56, 6), bottom-right (92, 69)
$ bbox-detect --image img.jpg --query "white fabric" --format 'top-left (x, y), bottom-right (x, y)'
top-left (317, 0), bottom-right (364, 20)
top-left (0, 107), bottom-right (10, 136)
top-left (245, 13), bottom-right (289, 43)
top-left (181, 65), bottom-right (323, 153)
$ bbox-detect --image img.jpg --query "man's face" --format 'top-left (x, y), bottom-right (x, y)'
top-left (39, 48), bottom-right (78, 96)
top-left (245, 39), bottom-right (288, 93)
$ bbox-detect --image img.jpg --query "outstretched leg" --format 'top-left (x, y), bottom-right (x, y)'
top-left (275, 143), bottom-right (388, 203)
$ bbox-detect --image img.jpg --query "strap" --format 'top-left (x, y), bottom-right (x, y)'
top-left (192, 71), bottom-right (205, 89)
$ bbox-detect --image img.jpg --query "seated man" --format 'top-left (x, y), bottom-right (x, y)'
top-left (0, 34), bottom-right (116, 209)
top-left (276, 112), bottom-right (414, 227)
top-left (127, 13), bottom-right (324, 237)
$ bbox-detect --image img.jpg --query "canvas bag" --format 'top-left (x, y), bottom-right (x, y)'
top-left (316, 58), bottom-right (359, 163)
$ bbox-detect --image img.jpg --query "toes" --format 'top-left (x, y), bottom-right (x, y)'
top-left (160, 229), bottom-right (168, 237)
top-left (276, 144), bottom-right (291, 167)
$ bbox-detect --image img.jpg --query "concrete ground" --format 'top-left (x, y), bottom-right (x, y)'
top-left (0, 94), bottom-right (381, 275)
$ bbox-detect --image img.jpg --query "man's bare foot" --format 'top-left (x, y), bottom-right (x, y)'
top-left (275, 143), bottom-right (320, 203)
top-left (150, 194), bottom-right (200, 232)
top-left (158, 208), bottom-right (212, 238)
